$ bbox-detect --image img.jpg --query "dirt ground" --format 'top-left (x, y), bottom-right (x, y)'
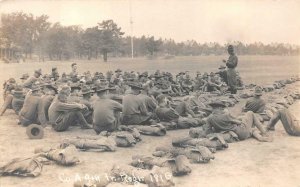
top-left (0, 58), bottom-right (299, 187)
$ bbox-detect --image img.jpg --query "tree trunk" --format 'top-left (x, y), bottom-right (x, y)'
top-left (88, 48), bottom-right (91, 60)
top-left (103, 51), bottom-right (108, 62)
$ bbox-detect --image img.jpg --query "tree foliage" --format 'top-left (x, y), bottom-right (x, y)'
top-left (0, 12), bottom-right (299, 62)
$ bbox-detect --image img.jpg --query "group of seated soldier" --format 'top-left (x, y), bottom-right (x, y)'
top-left (0, 62), bottom-right (299, 141)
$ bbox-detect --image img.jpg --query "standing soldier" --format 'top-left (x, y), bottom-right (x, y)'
top-left (70, 63), bottom-right (79, 82)
top-left (223, 45), bottom-right (238, 94)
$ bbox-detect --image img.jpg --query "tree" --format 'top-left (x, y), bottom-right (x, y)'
top-left (98, 20), bottom-right (124, 62)
top-left (0, 12), bottom-right (51, 59)
top-left (82, 27), bottom-right (100, 60)
top-left (145, 36), bottom-right (162, 56)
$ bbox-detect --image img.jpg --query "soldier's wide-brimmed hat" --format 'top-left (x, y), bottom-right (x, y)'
top-left (165, 72), bottom-right (172, 77)
top-left (42, 78), bottom-right (53, 86)
top-left (254, 86), bottom-right (263, 96)
top-left (219, 65), bottom-right (226, 69)
top-left (95, 85), bottom-right (109, 93)
top-left (34, 69), bottom-right (42, 75)
top-left (42, 82), bottom-right (58, 93)
top-left (128, 82), bottom-right (143, 90)
top-left (115, 68), bottom-right (122, 73)
top-left (208, 100), bottom-right (226, 108)
top-left (52, 67), bottom-right (57, 71)
top-left (154, 74), bottom-right (163, 79)
top-left (71, 63), bottom-right (77, 67)
top-left (81, 86), bottom-right (93, 95)
top-left (8, 78), bottom-right (16, 83)
top-left (58, 85), bottom-right (71, 94)
top-left (139, 72), bottom-right (148, 78)
top-left (202, 72), bottom-right (209, 78)
top-left (70, 83), bottom-right (81, 90)
top-left (31, 84), bottom-right (41, 91)
top-left (20, 73), bottom-right (29, 80)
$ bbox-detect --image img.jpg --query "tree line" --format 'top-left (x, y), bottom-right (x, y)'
top-left (0, 12), bottom-right (299, 62)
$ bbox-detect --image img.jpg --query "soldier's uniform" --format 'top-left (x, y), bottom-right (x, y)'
top-left (122, 83), bottom-right (152, 125)
top-left (23, 69), bottom-right (42, 89)
top-left (79, 86), bottom-right (94, 124)
top-left (48, 93), bottom-right (91, 132)
top-left (267, 108), bottom-right (300, 136)
top-left (225, 46), bottom-right (238, 94)
top-left (92, 86), bottom-right (123, 134)
top-left (19, 85), bottom-right (41, 126)
top-left (11, 86), bottom-right (25, 114)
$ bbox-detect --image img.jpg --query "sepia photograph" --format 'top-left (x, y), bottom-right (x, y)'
top-left (0, 0), bottom-right (299, 186)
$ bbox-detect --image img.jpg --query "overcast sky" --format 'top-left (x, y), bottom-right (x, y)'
top-left (0, 0), bottom-right (299, 45)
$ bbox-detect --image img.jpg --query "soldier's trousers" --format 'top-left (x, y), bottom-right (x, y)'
top-left (122, 113), bottom-right (152, 125)
top-left (93, 112), bottom-right (121, 134)
top-left (234, 111), bottom-right (266, 140)
top-left (53, 111), bottom-right (89, 132)
top-left (227, 68), bottom-right (237, 94)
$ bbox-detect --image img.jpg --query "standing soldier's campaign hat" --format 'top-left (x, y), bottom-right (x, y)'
top-left (227, 45), bottom-right (234, 51)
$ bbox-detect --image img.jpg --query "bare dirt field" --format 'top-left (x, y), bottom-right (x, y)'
top-left (0, 56), bottom-right (299, 187)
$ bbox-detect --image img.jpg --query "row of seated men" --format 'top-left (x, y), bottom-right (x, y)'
top-left (0, 68), bottom-right (299, 140)
top-left (7, 62), bottom-right (243, 98)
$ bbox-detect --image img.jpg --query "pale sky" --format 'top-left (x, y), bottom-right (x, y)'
top-left (0, 0), bottom-right (299, 45)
